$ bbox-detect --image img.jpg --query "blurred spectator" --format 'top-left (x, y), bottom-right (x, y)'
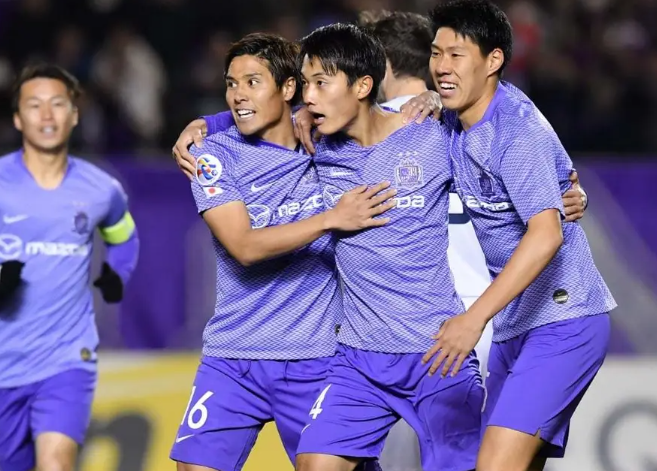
top-left (0, 0), bottom-right (654, 154)
top-left (92, 23), bottom-right (167, 149)
top-left (189, 31), bottom-right (232, 118)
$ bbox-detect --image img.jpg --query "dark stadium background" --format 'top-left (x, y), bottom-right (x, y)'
top-left (0, 0), bottom-right (656, 470)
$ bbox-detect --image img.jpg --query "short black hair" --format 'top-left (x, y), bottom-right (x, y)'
top-left (362, 11), bottom-right (433, 83)
top-left (299, 23), bottom-right (386, 104)
top-left (12, 63), bottom-right (81, 113)
top-left (429, 0), bottom-right (513, 75)
top-left (225, 33), bottom-right (300, 97)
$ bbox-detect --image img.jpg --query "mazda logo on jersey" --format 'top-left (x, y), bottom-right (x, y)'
top-left (0, 234), bottom-right (23, 260)
top-left (322, 185), bottom-right (343, 209)
top-left (463, 195), bottom-right (514, 212)
top-left (247, 204), bottom-right (272, 229)
top-left (0, 233), bottom-right (89, 258)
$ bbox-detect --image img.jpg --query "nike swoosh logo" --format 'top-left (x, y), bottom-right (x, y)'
top-left (251, 182), bottom-right (273, 192)
top-left (175, 434), bottom-right (194, 443)
top-left (329, 171), bottom-right (353, 177)
top-left (301, 424), bottom-right (310, 434)
top-left (3, 215), bottom-right (28, 224)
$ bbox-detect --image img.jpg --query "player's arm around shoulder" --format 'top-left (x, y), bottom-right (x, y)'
top-left (191, 141), bottom-right (398, 266)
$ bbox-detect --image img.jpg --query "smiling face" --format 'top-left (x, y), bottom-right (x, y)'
top-left (225, 54), bottom-right (295, 137)
top-left (300, 55), bottom-right (372, 136)
top-left (430, 27), bottom-right (503, 114)
top-left (13, 77), bottom-right (78, 153)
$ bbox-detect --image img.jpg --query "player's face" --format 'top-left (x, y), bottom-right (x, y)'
top-left (225, 55), bottom-right (295, 137)
top-left (301, 56), bottom-right (361, 135)
top-left (13, 78), bottom-right (78, 153)
top-left (430, 27), bottom-right (499, 112)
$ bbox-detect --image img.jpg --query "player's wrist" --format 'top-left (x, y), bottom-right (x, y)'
top-left (320, 210), bottom-right (337, 232)
top-left (464, 305), bottom-right (492, 327)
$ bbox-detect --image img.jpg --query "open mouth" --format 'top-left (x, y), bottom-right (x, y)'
top-left (235, 109), bottom-right (255, 120)
top-left (39, 125), bottom-right (57, 136)
top-left (310, 112), bottom-right (325, 126)
top-left (438, 82), bottom-right (457, 98)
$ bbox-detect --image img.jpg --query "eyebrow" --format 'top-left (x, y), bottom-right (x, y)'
top-left (225, 72), bottom-right (263, 80)
top-left (431, 43), bottom-right (466, 52)
top-left (24, 95), bottom-right (68, 101)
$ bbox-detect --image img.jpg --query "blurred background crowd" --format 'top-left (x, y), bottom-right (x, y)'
top-left (0, 0), bottom-right (656, 155)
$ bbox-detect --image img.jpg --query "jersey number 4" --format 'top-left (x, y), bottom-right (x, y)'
top-left (309, 384), bottom-right (332, 419)
top-left (181, 386), bottom-right (215, 430)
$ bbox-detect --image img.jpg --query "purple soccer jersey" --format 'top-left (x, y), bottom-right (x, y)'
top-left (189, 126), bottom-right (339, 360)
top-left (446, 82), bottom-right (617, 341)
top-left (313, 119), bottom-right (464, 354)
top-left (0, 151), bottom-right (135, 388)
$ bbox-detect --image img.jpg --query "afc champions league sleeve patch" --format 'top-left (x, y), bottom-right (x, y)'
top-left (195, 153), bottom-right (224, 197)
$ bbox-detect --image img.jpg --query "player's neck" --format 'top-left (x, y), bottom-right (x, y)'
top-left (22, 142), bottom-right (69, 190)
top-left (458, 79), bottom-right (499, 131)
top-left (258, 112), bottom-right (298, 151)
top-left (345, 104), bottom-right (405, 148)
top-left (383, 77), bottom-right (428, 102)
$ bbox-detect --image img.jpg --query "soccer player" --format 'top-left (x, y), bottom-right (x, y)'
top-left (293, 23), bottom-right (483, 471)
top-left (168, 33), bottom-right (392, 471)
top-left (0, 64), bottom-right (139, 471)
top-left (358, 11), bottom-right (493, 471)
top-left (425, 1), bottom-right (616, 470)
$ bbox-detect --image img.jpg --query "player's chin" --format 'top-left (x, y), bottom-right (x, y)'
top-left (32, 138), bottom-right (68, 153)
top-left (436, 94), bottom-right (460, 111)
top-left (235, 120), bottom-right (264, 136)
top-left (316, 119), bottom-right (340, 136)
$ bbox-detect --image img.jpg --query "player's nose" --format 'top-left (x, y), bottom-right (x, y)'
top-left (40, 104), bottom-right (54, 120)
top-left (432, 56), bottom-right (453, 77)
top-left (232, 91), bottom-right (249, 104)
top-left (302, 87), bottom-right (316, 106)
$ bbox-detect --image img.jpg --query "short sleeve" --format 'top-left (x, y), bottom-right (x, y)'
top-left (498, 129), bottom-right (565, 225)
top-left (190, 140), bottom-right (243, 213)
top-left (101, 178), bottom-right (129, 228)
top-left (203, 111), bottom-right (235, 136)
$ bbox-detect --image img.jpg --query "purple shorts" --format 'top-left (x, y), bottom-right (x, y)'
top-left (0, 368), bottom-right (97, 471)
top-left (170, 355), bottom-right (334, 471)
top-left (484, 314), bottom-right (610, 457)
top-left (296, 345), bottom-right (484, 471)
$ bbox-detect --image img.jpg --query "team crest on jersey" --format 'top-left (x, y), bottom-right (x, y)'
top-left (394, 153), bottom-right (423, 190)
top-left (478, 171), bottom-right (495, 197)
top-left (73, 211), bottom-right (90, 235)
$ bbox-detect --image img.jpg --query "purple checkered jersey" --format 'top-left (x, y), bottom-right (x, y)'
top-left (190, 126), bottom-right (340, 360)
top-left (445, 82), bottom-right (617, 341)
top-left (0, 151), bottom-right (132, 387)
top-left (313, 119), bottom-right (464, 354)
